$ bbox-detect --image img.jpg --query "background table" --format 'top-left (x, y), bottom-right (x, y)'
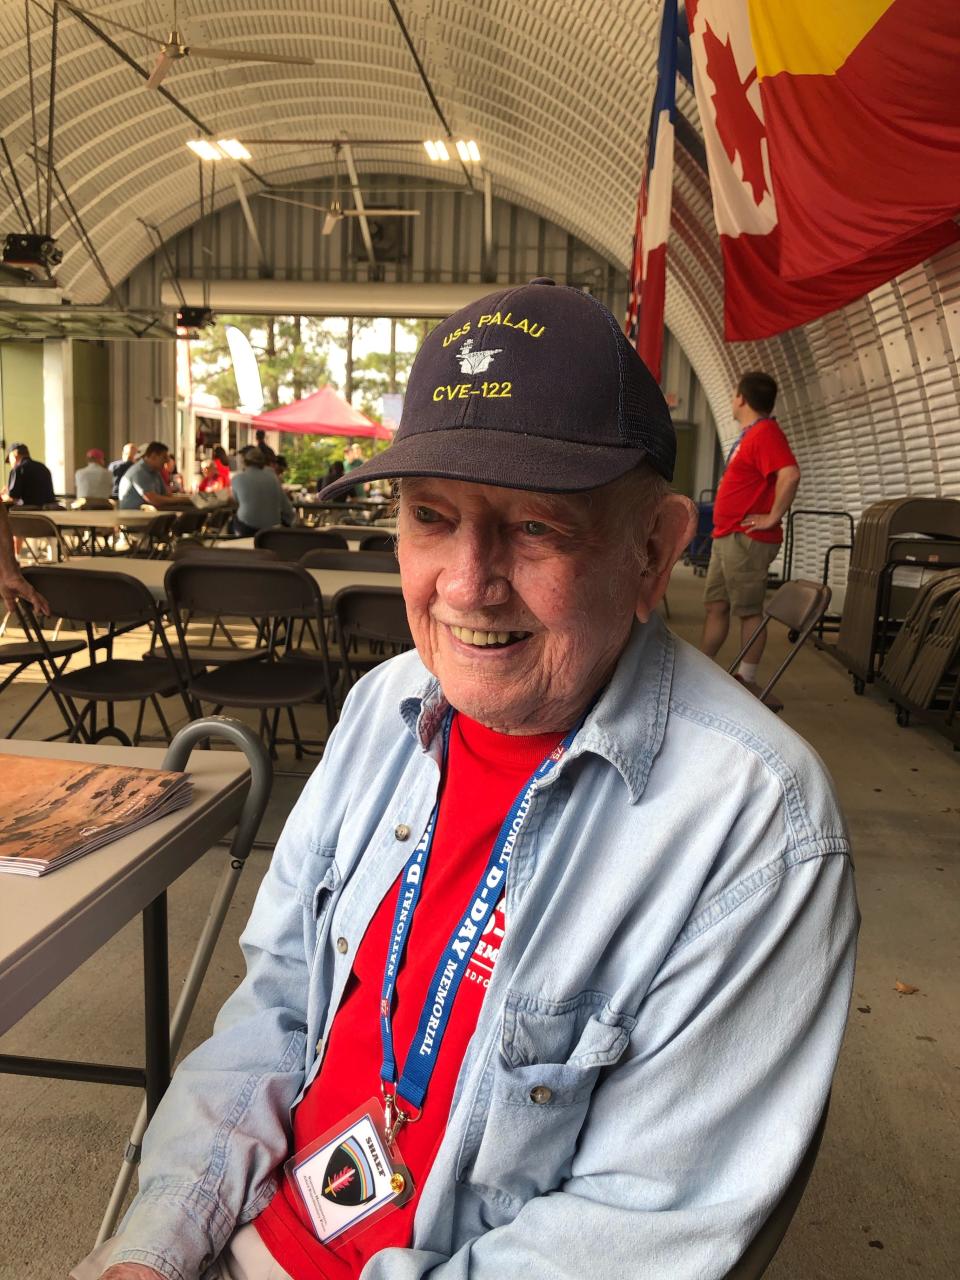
top-left (40, 509), bottom-right (161, 531)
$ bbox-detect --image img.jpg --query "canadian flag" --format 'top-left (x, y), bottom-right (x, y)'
top-left (686, 0), bottom-right (958, 342)
top-left (625, 0), bottom-right (676, 382)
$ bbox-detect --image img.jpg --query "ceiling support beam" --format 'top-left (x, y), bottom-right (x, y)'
top-left (341, 144), bottom-right (377, 270)
top-left (482, 169), bottom-right (494, 282)
top-left (0, 137), bottom-right (38, 234)
top-left (230, 172), bottom-right (271, 277)
top-left (386, 0), bottom-right (474, 192)
top-left (44, 1), bottom-right (58, 236)
top-left (54, 2), bottom-right (267, 187)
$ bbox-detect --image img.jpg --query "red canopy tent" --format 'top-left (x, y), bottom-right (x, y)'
top-left (252, 386), bottom-right (393, 440)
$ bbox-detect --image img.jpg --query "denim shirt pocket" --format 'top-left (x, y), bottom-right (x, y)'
top-left (294, 845), bottom-right (340, 922)
top-left (458, 990), bottom-right (633, 1207)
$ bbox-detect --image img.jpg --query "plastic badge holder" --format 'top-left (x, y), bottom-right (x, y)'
top-left (285, 1098), bottom-right (414, 1247)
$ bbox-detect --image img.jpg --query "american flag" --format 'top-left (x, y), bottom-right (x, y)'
top-left (625, 0), bottom-right (678, 383)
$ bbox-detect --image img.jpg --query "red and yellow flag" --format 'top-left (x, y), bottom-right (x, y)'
top-left (752, 0), bottom-right (960, 281)
top-left (686, 0), bottom-right (959, 341)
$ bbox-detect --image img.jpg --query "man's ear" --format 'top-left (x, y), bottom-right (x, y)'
top-left (635, 494), bottom-right (697, 623)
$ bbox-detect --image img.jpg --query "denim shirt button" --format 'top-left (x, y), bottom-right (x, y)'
top-left (336, 936), bottom-right (349, 954)
top-left (394, 824), bottom-right (411, 841)
top-left (529, 1085), bottom-right (553, 1105)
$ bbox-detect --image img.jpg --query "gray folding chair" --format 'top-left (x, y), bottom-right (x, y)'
top-left (19, 565), bottom-right (195, 745)
top-left (728, 579), bottom-right (832, 707)
top-left (254, 526), bottom-right (349, 559)
top-left (331, 585), bottom-right (413, 694)
top-left (165, 559), bottom-right (338, 755)
top-left (358, 532), bottom-right (396, 553)
top-left (300, 547), bottom-right (400, 573)
top-left (8, 511), bottom-right (68, 563)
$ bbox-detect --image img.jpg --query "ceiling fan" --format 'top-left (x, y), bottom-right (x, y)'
top-left (63, 2), bottom-right (315, 90)
top-left (258, 144), bottom-right (420, 235)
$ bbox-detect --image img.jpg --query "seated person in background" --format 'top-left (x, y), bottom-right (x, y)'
top-left (109, 443), bottom-right (139, 499)
top-left (231, 447), bottom-right (296, 536)
top-left (75, 281), bottom-right (858, 1280)
top-left (321, 458), bottom-right (345, 493)
top-left (254, 428), bottom-right (278, 466)
top-left (74, 448), bottom-right (114, 501)
top-left (117, 442), bottom-right (193, 510)
top-left (5, 442), bottom-right (56, 508)
top-left (210, 446), bottom-right (232, 489)
top-left (273, 454), bottom-right (289, 482)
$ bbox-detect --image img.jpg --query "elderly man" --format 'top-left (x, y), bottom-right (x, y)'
top-left (75, 281), bottom-right (857, 1280)
top-left (109, 443), bottom-right (140, 499)
top-left (75, 448), bottom-right (114, 500)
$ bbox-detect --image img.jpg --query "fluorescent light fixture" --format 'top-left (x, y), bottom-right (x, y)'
top-left (435, 139), bottom-right (450, 162)
top-left (216, 138), bottom-right (251, 160)
top-left (186, 138), bottom-right (223, 161)
top-left (455, 139), bottom-right (481, 163)
top-left (424, 139), bottom-right (451, 162)
top-left (467, 140), bottom-right (481, 163)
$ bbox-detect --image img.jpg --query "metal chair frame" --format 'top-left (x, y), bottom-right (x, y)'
top-left (727, 579), bottom-right (832, 705)
top-left (18, 566), bottom-right (194, 747)
top-left (254, 526), bottom-right (350, 559)
top-left (165, 560), bottom-right (338, 757)
top-left (331, 584), bottom-right (413, 694)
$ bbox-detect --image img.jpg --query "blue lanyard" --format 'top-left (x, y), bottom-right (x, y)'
top-left (378, 710), bottom-right (581, 1112)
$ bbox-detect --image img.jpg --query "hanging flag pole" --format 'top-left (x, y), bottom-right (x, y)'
top-left (625, 0), bottom-right (678, 383)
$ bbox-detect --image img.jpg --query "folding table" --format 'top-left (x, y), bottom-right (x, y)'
top-left (0, 717), bottom-right (272, 1241)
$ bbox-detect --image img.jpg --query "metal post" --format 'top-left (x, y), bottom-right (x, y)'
top-left (97, 717), bottom-right (273, 1245)
top-left (141, 891), bottom-right (170, 1119)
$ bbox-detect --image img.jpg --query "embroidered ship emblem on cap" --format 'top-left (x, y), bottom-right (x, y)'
top-left (322, 1137), bottom-right (376, 1205)
top-left (456, 338), bottom-right (501, 375)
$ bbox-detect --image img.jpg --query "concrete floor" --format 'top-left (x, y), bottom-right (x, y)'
top-left (0, 564), bottom-right (957, 1280)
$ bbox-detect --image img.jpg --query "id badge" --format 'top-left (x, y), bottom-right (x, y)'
top-left (285, 1098), bottom-right (414, 1246)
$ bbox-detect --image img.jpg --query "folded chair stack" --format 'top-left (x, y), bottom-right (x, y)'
top-left (835, 498), bottom-right (960, 681)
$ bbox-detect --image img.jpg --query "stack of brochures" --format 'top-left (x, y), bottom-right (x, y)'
top-left (0, 757), bottom-right (193, 876)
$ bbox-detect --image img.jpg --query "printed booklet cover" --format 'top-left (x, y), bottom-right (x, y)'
top-left (0, 757), bottom-right (193, 876)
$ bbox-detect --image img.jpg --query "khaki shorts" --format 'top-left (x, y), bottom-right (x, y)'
top-left (704, 533), bottom-right (779, 617)
top-left (71, 1222), bottom-right (293, 1280)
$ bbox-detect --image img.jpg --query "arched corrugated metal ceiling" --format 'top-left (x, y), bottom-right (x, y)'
top-left (0, 0), bottom-right (683, 300)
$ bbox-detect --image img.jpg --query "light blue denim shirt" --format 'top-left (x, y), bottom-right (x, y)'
top-left (100, 617), bottom-right (858, 1280)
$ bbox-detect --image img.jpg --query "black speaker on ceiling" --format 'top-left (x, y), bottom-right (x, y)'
top-left (350, 211), bottom-right (411, 263)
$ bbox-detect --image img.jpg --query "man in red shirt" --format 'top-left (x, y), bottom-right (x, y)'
top-left (700, 371), bottom-right (800, 701)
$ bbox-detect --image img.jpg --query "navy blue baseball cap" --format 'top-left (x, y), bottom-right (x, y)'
top-left (320, 278), bottom-right (675, 498)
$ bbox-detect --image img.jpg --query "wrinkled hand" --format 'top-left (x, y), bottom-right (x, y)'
top-left (741, 512), bottom-right (778, 532)
top-left (96, 1265), bottom-right (165, 1279)
top-left (0, 568), bottom-right (50, 616)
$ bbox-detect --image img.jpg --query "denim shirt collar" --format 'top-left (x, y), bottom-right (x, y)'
top-left (398, 615), bottom-right (674, 803)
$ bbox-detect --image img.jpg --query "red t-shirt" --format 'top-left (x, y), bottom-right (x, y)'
top-left (712, 417), bottom-right (798, 544)
top-left (254, 714), bottom-right (565, 1280)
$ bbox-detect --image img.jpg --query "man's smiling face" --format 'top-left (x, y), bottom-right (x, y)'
top-left (397, 477), bottom-right (648, 735)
